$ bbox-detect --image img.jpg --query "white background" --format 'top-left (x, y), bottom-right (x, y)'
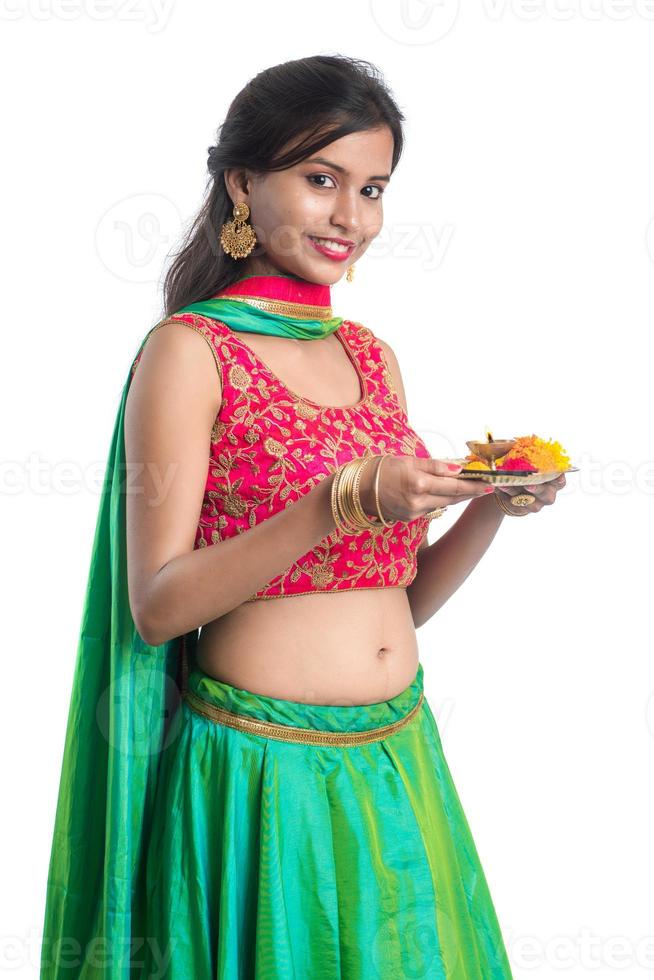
top-left (2, 1), bottom-right (653, 977)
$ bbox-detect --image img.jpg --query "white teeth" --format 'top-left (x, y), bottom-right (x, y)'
top-left (310, 237), bottom-right (351, 253)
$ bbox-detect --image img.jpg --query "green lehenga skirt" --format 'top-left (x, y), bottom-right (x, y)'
top-left (140, 633), bottom-right (513, 978)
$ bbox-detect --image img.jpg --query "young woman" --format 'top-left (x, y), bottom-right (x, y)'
top-left (41, 54), bottom-right (565, 979)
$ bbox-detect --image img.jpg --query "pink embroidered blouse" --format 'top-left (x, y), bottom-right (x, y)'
top-left (130, 285), bottom-right (431, 601)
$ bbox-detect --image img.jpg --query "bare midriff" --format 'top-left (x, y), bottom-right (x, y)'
top-left (194, 587), bottom-right (419, 707)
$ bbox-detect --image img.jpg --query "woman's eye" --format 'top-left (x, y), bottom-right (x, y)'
top-left (307, 174), bottom-right (337, 189)
top-left (363, 185), bottom-right (384, 200)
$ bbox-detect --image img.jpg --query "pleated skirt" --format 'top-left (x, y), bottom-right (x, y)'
top-left (142, 636), bottom-right (513, 979)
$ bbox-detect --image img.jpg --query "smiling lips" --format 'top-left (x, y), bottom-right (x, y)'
top-left (308, 235), bottom-right (356, 262)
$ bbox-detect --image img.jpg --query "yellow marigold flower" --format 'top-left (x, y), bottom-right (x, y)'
top-left (503, 435), bottom-right (570, 471)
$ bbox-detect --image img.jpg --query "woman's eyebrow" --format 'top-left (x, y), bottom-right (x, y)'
top-left (303, 156), bottom-right (391, 182)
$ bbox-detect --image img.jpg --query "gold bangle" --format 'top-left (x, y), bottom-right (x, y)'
top-left (352, 456), bottom-right (379, 526)
top-left (331, 462), bottom-right (354, 534)
top-left (374, 454), bottom-right (392, 527)
top-left (494, 490), bottom-right (529, 517)
top-left (338, 461), bottom-right (360, 529)
top-left (330, 465), bottom-right (339, 529)
top-left (331, 464), bottom-right (348, 533)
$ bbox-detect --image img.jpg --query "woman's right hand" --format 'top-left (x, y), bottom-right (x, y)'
top-left (359, 455), bottom-right (494, 523)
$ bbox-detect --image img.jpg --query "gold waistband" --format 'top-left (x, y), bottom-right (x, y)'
top-left (179, 635), bottom-right (423, 746)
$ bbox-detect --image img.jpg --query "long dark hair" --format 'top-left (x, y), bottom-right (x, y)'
top-left (162, 54), bottom-right (406, 317)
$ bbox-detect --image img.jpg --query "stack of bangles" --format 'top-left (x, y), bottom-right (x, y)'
top-left (330, 455), bottom-right (447, 533)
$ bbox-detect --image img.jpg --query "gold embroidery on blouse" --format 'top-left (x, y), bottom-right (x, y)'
top-left (136, 314), bottom-right (430, 598)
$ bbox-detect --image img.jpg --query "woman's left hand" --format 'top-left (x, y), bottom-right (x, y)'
top-left (496, 473), bottom-right (567, 514)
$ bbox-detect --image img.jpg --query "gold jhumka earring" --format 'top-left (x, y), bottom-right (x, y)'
top-left (219, 201), bottom-right (257, 258)
top-left (346, 264), bottom-right (355, 283)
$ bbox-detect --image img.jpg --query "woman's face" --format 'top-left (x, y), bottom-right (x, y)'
top-left (223, 126), bottom-right (394, 285)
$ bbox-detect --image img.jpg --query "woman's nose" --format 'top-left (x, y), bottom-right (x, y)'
top-left (329, 193), bottom-right (364, 242)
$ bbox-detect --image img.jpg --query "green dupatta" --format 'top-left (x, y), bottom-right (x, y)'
top-left (40, 330), bottom-right (198, 978)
